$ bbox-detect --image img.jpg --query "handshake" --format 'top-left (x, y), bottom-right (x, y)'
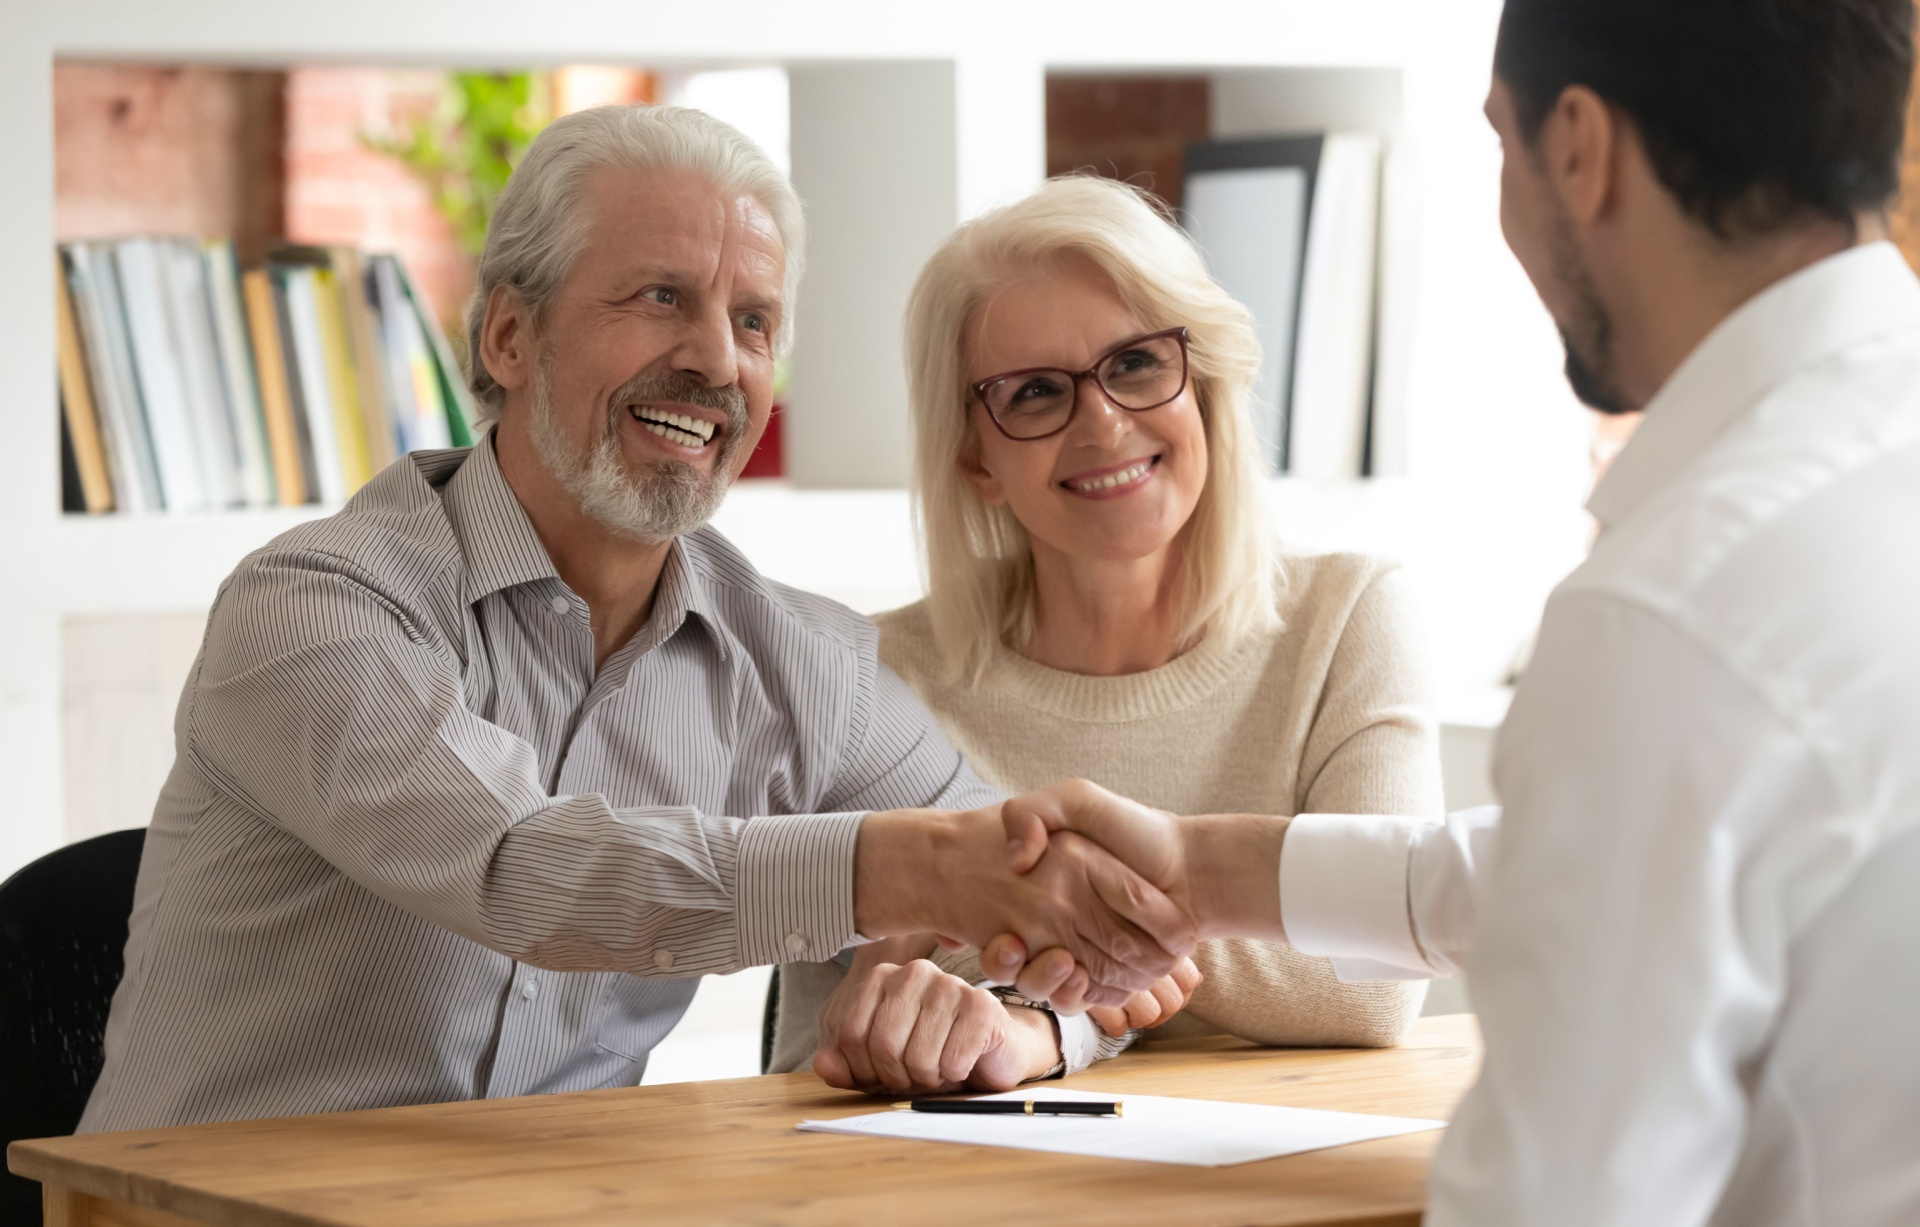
top-left (853, 779), bottom-right (1292, 1013)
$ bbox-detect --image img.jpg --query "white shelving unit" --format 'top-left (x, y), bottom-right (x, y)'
top-left (3, 0), bottom-right (1594, 879)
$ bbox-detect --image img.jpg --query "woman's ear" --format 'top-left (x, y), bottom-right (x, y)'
top-left (957, 419), bottom-right (1007, 507)
top-left (478, 285), bottom-right (533, 395)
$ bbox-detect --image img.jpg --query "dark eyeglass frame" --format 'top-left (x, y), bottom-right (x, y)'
top-left (968, 327), bottom-right (1191, 442)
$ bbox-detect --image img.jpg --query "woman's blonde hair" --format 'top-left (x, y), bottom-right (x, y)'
top-left (904, 175), bottom-right (1278, 682)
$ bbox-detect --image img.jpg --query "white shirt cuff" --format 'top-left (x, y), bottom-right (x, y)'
top-left (1054, 1009), bottom-right (1100, 1075)
top-left (1280, 813), bottom-right (1434, 980)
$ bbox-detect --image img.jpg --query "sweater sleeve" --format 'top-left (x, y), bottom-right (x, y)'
top-left (766, 959), bottom-right (848, 1075)
top-left (1296, 562), bottom-right (1446, 818)
top-left (1169, 562), bottom-right (1444, 1047)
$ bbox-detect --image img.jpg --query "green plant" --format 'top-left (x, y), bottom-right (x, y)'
top-left (364, 71), bottom-right (554, 255)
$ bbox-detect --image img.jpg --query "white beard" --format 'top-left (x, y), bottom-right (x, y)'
top-left (528, 355), bottom-right (734, 543)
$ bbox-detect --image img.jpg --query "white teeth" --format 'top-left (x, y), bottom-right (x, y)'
top-left (1071, 460), bottom-right (1152, 492)
top-left (630, 405), bottom-right (716, 447)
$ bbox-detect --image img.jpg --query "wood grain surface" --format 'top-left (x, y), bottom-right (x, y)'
top-left (13, 1015), bottom-right (1480, 1227)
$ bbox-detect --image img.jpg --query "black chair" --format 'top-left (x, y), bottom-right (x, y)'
top-left (760, 966), bottom-right (780, 1074)
top-left (0, 828), bottom-right (145, 1227)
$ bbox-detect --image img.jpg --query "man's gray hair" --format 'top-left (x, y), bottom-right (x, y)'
top-left (465, 104), bottom-right (806, 420)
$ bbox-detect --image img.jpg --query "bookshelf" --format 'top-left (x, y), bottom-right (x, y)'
top-left (2, 0), bottom-right (1594, 878)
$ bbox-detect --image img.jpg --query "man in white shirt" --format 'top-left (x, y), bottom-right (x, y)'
top-left (996, 0), bottom-right (1920, 1223)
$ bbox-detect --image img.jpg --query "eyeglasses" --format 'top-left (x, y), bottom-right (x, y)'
top-left (969, 327), bottom-right (1191, 441)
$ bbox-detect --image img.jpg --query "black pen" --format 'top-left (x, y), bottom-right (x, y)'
top-left (894, 1098), bottom-right (1124, 1117)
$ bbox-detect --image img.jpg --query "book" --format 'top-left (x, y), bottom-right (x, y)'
top-left (390, 258), bottom-right (476, 447)
top-left (241, 268), bottom-right (310, 506)
top-left (1182, 132), bottom-right (1385, 479)
top-left (313, 266), bottom-right (374, 492)
top-left (1288, 132), bottom-right (1383, 481)
top-left (59, 397), bottom-right (88, 514)
top-left (113, 237), bottom-right (207, 511)
top-left (332, 247), bottom-right (400, 473)
top-left (158, 238), bottom-right (243, 509)
top-left (55, 238), bottom-right (460, 513)
top-left (203, 241), bottom-right (278, 507)
top-left (67, 242), bottom-right (162, 513)
top-left (1182, 135), bottom-right (1322, 473)
top-left (54, 254), bottom-right (115, 513)
top-left (276, 265), bottom-right (348, 505)
top-left (369, 254), bottom-right (454, 454)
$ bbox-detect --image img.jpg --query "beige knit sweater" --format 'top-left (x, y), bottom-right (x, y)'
top-left (767, 551), bottom-right (1444, 1076)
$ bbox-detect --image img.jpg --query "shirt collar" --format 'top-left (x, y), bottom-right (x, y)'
top-left (1588, 241), bottom-right (1920, 529)
top-left (443, 429), bottom-right (563, 603)
top-left (623, 533), bottom-right (729, 665)
top-left (440, 428), bottom-right (730, 663)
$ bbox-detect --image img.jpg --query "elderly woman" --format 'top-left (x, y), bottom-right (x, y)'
top-left (768, 176), bottom-right (1442, 1093)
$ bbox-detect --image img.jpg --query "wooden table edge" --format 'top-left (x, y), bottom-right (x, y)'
top-left (11, 1016), bottom-right (1480, 1227)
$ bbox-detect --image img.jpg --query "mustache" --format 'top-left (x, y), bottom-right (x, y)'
top-left (605, 369), bottom-right (749, 435)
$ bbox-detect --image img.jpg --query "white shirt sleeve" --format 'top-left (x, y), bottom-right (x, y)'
top-left (1280, 807), bottom-right (1501, 980)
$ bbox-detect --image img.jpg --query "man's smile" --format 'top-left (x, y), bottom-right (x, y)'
top-left (628, 402), bottom-right (722, 449)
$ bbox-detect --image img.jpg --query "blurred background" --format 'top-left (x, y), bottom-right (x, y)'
top-left (11, 0), bottom-right (1920, 1079)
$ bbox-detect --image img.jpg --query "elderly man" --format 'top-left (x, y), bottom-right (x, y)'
top-left (1005, 0), bottom-right (1920, 1224)
top-left (80, 105), bottom-right (1190, 1132)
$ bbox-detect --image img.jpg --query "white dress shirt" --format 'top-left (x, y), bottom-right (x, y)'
top-left (1279, 242), bottom-right (1920, 1227)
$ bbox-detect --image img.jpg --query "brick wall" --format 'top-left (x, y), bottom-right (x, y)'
top-left (283, 68), bottom-right (469, 331)
top-left (54, 64), bottom-right (285, 263)
top-left (283, 67), bottom-right (656, 335)
top-left (1046, 74), bottom-right (1211, 211)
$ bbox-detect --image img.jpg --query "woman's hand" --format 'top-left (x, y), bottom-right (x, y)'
top-left (1084, 956), bottom-right (1204, 1038)
top-left (812, 955), bottom-right (1061, 1095)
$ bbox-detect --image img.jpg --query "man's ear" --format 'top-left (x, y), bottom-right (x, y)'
top-left (478, 284), bottom-right (534, 395)
top-left (1540, 84), bottom-right (1620, 227)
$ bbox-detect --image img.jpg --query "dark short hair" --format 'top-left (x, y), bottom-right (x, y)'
top-left (1495, 0), bottom-right (1915, 236)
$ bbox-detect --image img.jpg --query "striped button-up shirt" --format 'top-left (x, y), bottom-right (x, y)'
top-left (82, 437), bottom-right (994, 1131)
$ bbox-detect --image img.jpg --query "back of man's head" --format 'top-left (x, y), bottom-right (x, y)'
top-left (1495, 0), bottom-right (1915, 238)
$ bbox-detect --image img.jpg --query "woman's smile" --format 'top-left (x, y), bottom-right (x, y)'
top-left (1059, 454), bottom-right (1161, 498)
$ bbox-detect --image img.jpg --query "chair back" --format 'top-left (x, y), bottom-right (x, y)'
top-left (0, 828), bottom-right (145, 1226)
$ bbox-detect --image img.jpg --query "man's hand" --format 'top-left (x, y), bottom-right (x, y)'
top-left (1087, 957), bottom-right (1203, 1038)
top-left (854, 786), bottom-right (1200, 1007)
top-left (813, 948), bottom-right (1060, 1095)
top-left (987, 780), bottom-right (1292, 1011)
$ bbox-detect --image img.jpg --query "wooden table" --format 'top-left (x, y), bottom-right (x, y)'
top-left (10, 1014), bottom-right (1479, 1227)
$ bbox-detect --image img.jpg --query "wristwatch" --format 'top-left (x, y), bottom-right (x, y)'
top-left (988, 985), bottom-right (1067, 1079)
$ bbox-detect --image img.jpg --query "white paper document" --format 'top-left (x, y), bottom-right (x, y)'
top-left (797, 1085), bottom-right (1443, 1167)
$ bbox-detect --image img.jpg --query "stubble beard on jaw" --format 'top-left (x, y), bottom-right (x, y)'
top-left (1546, 199), bottom-right (1634, 416)
top-left (528, 351), bottom-right (752, 543)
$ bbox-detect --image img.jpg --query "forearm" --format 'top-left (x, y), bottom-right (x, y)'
top-left (1181, 813), bottom-right (1292, 942)
top-left (852, 807), bottom-right (957, 937)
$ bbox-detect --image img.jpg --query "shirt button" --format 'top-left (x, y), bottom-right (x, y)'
top-left (548, 595), bottom-right (569, 615)
top-left (653, 949), bottom-right (675, 970)
top-left (521, 979), bottom-right (540, 1001)
top-left (785, 933), bottom-right (808, 957)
